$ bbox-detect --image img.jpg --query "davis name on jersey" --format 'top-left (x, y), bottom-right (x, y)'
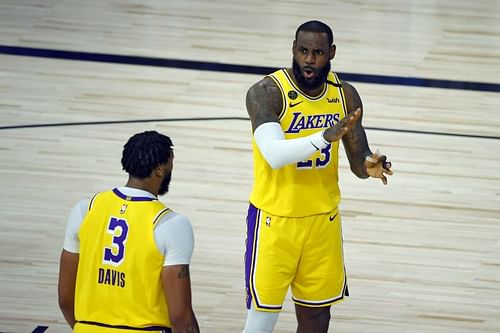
top-left (98, 267), bottom-right (126, 288)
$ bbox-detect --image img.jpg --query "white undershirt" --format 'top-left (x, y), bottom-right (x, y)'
top-left (63, 187), bottom-right (194, 266)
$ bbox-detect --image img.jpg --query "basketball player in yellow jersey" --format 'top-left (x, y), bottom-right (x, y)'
top-left (243, 20), bottom-right (393, 332)
top-left (58, 131), bottom-right (199, 333)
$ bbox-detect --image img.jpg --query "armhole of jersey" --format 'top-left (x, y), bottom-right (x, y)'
top-left (333, 73), bottom-right (349, 117)
top-left (266, 73), bottom-right (287, 120)
top-left (153, 208), bottom-right (171, 226)
top-left (87, 192), bottom-right (100, 211)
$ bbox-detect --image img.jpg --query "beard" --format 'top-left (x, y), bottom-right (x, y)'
top-left (292, 59), bottom-right (331, 91)
top-left (158, 171), bottom-right (172, 196)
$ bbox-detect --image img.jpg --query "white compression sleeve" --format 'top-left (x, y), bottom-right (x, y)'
top-left (242, 307), bottom-right (279, 333)
top-left (253, 122), bottom-right (329, 169)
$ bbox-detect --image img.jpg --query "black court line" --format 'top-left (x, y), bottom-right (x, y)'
top-left (0, 117), bottom-right (249, 130)
top-left (1, 117), bottom-right (499, 140)
top-left (1, 45), bottom-right (500, 92)
top-left (0, 327), bottom-right (47, 333)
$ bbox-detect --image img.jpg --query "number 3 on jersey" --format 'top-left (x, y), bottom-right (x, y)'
top-left (297, 143), bottom-right (332, 168)
top-left (103, 217), bottom-right (129, 266)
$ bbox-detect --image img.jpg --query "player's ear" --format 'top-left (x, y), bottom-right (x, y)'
top-left (153, 165), bottom-right (164, 178)
top-left (330, 44), bottom-right (336, 60)
top-left (292, 40), bottom-right (297, 54)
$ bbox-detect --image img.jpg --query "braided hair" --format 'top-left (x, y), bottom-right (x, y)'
top-left (121, 130), bottom-right (174, 178)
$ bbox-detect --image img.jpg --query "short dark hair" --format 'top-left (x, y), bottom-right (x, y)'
top-left (295, 20), bottom-right (334, 45)
top-left (121, 130), bottom-right (174, 178)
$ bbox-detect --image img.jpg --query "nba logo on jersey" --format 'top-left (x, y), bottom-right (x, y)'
top-left (266, 217), bottom-right (271, 227)
top-left (120, 204), bottom-right (127, 214)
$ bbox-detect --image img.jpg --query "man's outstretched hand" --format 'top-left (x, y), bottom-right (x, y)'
top-left (365, 150), bottom-right (393, 185)
top-left (323, 109), bottom-right (361, 142)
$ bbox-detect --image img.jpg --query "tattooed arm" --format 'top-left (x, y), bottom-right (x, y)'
top-left (340, 81), bottom-right (371, 178)
top-left (162, 264), bottom-right (200, 333)
top-left (158, 212), bottom-right (198, 332)
top-left (246, 77), bottom-right (283, 131)
top-left (340, 81), bottom-right (393, 184)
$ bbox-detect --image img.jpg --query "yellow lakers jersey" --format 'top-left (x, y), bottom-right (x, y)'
top-left (75, 188), bottom-right (172, 329)
top-left (249, 69), bottom-right (348, 217)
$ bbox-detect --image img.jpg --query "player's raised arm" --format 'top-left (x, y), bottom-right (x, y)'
top-left (341, 81), bottom-right (393, 184)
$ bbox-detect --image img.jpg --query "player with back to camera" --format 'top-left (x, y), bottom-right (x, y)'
top-left (58, 130), bottom-right (200, 333)
top-left (243, 20), bottom-right (393, 332)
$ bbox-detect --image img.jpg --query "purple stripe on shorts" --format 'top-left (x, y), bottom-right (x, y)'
top-left (244, 204), bottom-right (283, 311)
top-left (245, 203), bottom-right (259, 309)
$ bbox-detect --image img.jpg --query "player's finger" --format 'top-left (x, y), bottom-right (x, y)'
top-left (381, 174), bottom-right (388, 185)
top-left (383, 168), bottom-right (394, 176)
top-left (365, 152), bottom-right (385, 164)
top-left (340, 108), bottom-right (360, 126)
top-left (347, 109), bottom-right (361, 125)
top-left (339, 115), bottom-right (355, 127)
top-left (352, 108), bottom-right (361, 118)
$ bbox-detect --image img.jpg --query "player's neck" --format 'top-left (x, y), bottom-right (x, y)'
top-left (125, 177), bottom-right (158, 196)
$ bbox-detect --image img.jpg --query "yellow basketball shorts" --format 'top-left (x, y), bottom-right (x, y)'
top-left (74, 322), bottom-right (171, 333)
top-left (245, 203), bottom-right (349, 312)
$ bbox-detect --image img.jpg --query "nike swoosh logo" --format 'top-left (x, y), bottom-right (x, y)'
top-left (329, 213), bottom-right (338, 221)
top-left (289, 101), bottom-right (303, 108)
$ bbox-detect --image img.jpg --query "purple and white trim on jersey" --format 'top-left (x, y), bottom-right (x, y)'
top-left (112, 188), bottom-right (158, 202)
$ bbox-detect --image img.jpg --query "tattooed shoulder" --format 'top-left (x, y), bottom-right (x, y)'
top-left (246, 77), bottom-right (283, 125)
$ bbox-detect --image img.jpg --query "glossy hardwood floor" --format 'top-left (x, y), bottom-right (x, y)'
top-left (0, 0), bottom-right (499, 332)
